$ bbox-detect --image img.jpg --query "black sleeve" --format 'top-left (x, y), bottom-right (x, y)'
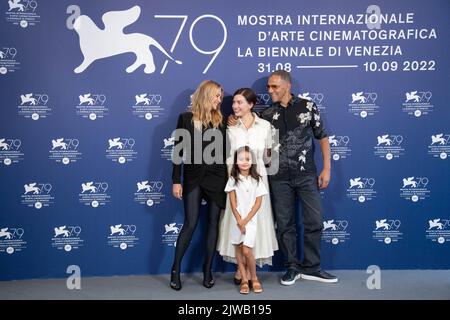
top-left (171, 114), bottom-right (184, 184)
top-left (310, 102), bottom-right (328, 140)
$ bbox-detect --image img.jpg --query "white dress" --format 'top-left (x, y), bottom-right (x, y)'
top-left (224, 175), bottom-right (268, 247)
top-left (217, 113), bottom-right (279, 267)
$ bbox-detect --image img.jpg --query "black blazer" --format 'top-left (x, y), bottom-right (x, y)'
top-left (171, 112), bottom-right (227, 207)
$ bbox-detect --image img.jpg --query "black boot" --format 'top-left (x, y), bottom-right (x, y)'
top-left (170, 270), bottom-right (182, 291)
top-left (203, 269), bottom-right (215, 288)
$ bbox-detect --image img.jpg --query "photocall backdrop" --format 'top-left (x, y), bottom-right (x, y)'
top-left (1, 0), bottom-right (449, 280)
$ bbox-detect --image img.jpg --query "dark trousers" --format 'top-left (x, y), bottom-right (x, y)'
top-left (269, 176), bottom-right (323, 273)
top-left (171, 186), bottom-right (221, 273)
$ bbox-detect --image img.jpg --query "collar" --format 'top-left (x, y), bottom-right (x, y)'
top-left (273, 94), bottom-right (299, 109)
top-left (239, 173), bottom-right (251, 180)
top-left (237, 112), bottom-right (262, 128)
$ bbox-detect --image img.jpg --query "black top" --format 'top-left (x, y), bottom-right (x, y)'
top-left (171, 112), bottom-right (227, 208)
top-left (260, 95), bottom-right (328, 180)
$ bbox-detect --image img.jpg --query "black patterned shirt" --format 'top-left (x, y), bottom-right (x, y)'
top-left (260, 95), bottom-right (328, 180)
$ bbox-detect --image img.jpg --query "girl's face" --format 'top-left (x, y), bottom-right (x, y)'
top-left (210, 87), bottom-right (223, 111)
top-left (237, 151), bottom-right (252, 172)
top-left (232, 94), bottom-right (253, 117)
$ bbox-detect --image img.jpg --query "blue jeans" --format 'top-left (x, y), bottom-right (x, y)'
top-left (269, 176), bottom-right (323, 273)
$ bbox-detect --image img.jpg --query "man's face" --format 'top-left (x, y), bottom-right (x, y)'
top-left (267, 75), bottom-right (290, 104)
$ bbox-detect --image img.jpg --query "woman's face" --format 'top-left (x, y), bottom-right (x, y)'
top-left (210, 87), bottom-right (223, 111)
top-left (232, 94), bottom-right (253, 117)
top-left (237, 151), bottom-right (252, 172)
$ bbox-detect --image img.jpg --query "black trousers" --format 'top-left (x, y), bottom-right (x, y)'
top-left (171, 186), bottom-right (222, 273)
top-left (269, 176), bottom-right (323, 273)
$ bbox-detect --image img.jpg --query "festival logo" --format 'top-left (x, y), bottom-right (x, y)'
top-left (346, 177), bottom-right (377, 203)
top-left (49, 138), bottom-right (82, 164)
top-left (0, 226), bottom-right (26, 254)
top-left (425, 218), bottom-right (450, 244)
top-left (79, 181), bottom-right (110, 208)
top-left (134, 180), bottom-right (165, 207)
top-left (373, 134), bottom-right (405, 160)
top-left (400, 176), bottom-right (430, 202)
top-left (402, 90), bottom-right (433, 118)
top-left (322, 219), bottom-right (350, 245)
top-left (107, 224), bottom-right (139, 250)
top-left (18, 93), bottom-right (51, 120)
top-left (132, 93), bottom-right (164, 120)
top-left (105, 137), bottom-right (137, 164)
top-left (372, 218), bottom-right (403, 244)
top-left (5, 0), bottom-right (40, 28)
top-left (21, 182), bottom-right (54, 209)
top-left (51, 225), bottom-right (84, 252)
top-left (428, 134), bottom-right (449, 160)
top-left (76, 93), bottom-right (109, 120)
top-left (162, 222), bottom-right (183, 247)
top-left (0, 47), bottom-right (20, 74)
top-left (0, 138), bottom-right (24, 165)
top-left (348, 91), bottom-right (379, 118)
top-left (329, 135), bottom-right (351, 161)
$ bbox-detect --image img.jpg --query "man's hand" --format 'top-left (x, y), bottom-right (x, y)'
top-left (318, 137), bottom-right (331, 189)
top-left (227, 114), bottom-right (238, 127)
top-left (173, 183), bottom-right (183, 199)
top-left (318, 168), bottom-right (330, 189)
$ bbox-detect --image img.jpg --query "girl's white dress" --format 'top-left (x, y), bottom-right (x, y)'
top-left (217, 113), bottom-right (278, 267)
top-left (224, 175), bottom-right (268, 247)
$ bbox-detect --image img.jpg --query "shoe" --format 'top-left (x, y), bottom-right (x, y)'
top-left (300, 270), bottom-right (338, 283)
top-left (233, 270), bottom-right (242, 285)
top-left (170, 270), bottom-right (182, 290)
top-left (251, 278), bottom-right (263, 293)
top-left (239, 281), bottom-right (250, 294)
top-left (203, 270), bottom-right (215, 288)
top-left (280, 269), bottom-right (301, 286)
top-left (235, 275), bottom-right (252, 286)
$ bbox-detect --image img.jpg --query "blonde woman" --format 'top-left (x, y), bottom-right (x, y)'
top-left (170, 80), bottom-right (228, 290)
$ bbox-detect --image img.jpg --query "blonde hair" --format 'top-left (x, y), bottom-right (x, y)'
top-left (190, 80), bottom-right (223, 129)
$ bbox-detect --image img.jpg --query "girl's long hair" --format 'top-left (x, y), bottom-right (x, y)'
top-left (190, 80), bottom-right (223, 129)
top-left (230, 146), bottom-right (261, 185)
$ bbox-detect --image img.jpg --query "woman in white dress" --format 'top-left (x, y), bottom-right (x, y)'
top-left (217, 88), bottom-right (278, 283)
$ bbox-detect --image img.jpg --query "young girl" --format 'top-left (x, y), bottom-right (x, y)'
top-left (224, 146), bottom-right (268, 294)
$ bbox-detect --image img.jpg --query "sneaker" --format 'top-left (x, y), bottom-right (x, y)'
top-left (300, 270), bottom-right (338, 283)
top-left (280, 269), bottom-right (301, 286)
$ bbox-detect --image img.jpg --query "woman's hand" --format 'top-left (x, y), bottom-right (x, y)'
top-left (173, 184), bottom-right (183, 200)
top-left (227, 114), bottom-right (238, 126)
